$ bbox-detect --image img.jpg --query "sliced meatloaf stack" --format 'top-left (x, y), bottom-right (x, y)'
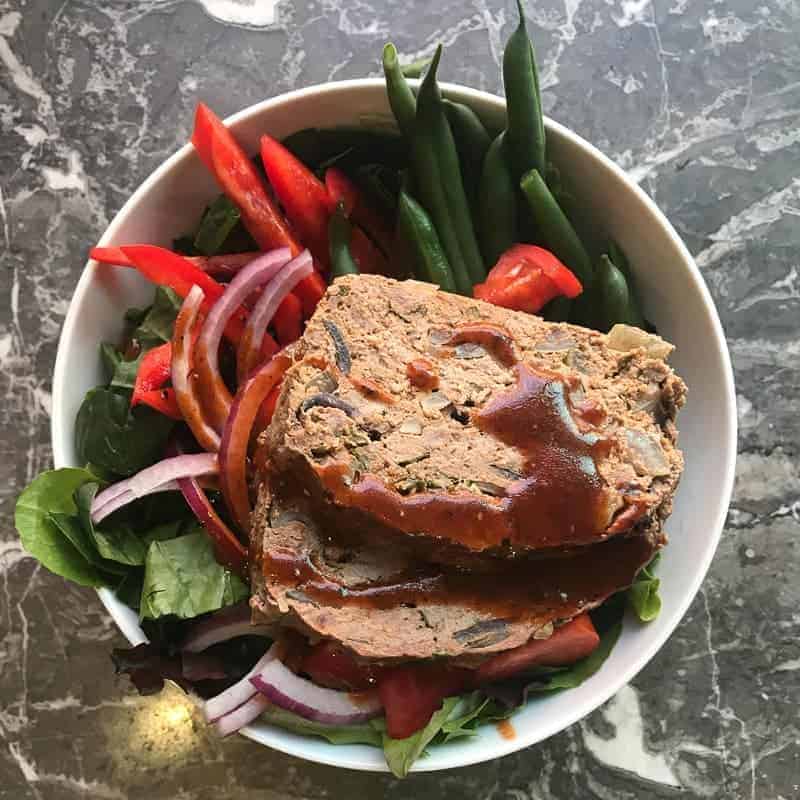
top-left (250, 275), bottom-right (686, 663)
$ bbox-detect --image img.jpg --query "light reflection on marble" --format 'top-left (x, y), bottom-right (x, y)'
top-left (1, 0), bottom-right (799, 798)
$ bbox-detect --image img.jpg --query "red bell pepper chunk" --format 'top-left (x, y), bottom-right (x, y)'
top-left (378, 664), bottom-right (469, 740)
top-left (192, 104), bottom-right (301, 254)
top-left (259, 135), bottom-right (331, 269)
top-left (325, 167), bottom-right (395, 256)
top-left (474, 244), bottom-right (583, 314)
top-left (301, 641), bottom-right (385, 692)
top-left (111, 245), bottom-right (246, 343)
top-left (292, 269), bottom-right (327, 318)
top-left (91, 246), bottom-right (133, 266)
top-left (131, 342), bottom-right (172, 407)
top-left (474, 614), bottom-right (600, 685)
top-left (133, 388), bottom-right (182, 420)
top-left (272, 292), bottom-right (303, 345)
top-left (349, 225), bottom-right (390, 274)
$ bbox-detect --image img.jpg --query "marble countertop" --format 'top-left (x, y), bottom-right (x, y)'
top-left (1, 1), bottom-right (798, 797)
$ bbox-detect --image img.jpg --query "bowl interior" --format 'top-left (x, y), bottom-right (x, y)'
top-left (51, 80), bottom-right (736, 772)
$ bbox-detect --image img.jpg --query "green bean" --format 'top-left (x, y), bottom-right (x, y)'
top-left (477, 131), bottom-right (517, 266)
top-left (595, 255), bottom-right (645, 331)
top-left (503, 0), bottom-right (546, 184)
top-left (442, 98), bottom-right (492, 214)
top-left (401, 56), bottom-right (432, 79)
top-left (355, 163), bottom-right (401, 215)
top-left (398, 190), bottom-right (457, 293)
top-left (604, 244), bottom-right (646, 328)
top-left (519, 168), bottom-right (592, 286)
top-left (412, 45), bottom-right (485, 291)
top-left (328, 205), bottom-right (359, 278)
top-left (383, 43), bottom-right (417, 138)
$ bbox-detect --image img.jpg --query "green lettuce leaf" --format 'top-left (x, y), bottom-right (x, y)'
top-left (131, 286), bottom-right (182, 349)
top-left (380, 697), bottom-right (460, 778)
top-left (139, 531), bottom-right (248, 620)
top-left (628, 554), bottom-right (662, 622)
top-left (259, 705), bottom-right (383, 747)
top-left (75, 483), bottom-right (148, 566)
top-left (15, 468), bottom-right (107, 587)
top-left (75, 387), bottom-right (174, 477)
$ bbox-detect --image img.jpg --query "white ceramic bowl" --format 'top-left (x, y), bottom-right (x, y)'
top-left (51, 80), bottom-right (737, 772)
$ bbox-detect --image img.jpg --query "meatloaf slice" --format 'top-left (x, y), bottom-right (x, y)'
top-left (250, 478), bottom-right (662, 661)
top-left (262, 274), bottom-right (685, 557)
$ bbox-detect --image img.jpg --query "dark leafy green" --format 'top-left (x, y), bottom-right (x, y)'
top-left (15, 468), bottom-right (107, 587)
top-left (628, 554), bottom-right (662, 622)
top-left (75, 387), bottom-right (174, 477)
top-left (193, 195), bottom-right (242, 256)
top-left (139, 531), bottom-right (248, 620)
top-left (75, 483), bottom-right (148, 567)
top-left (130, 286), bottom-right (182, 349)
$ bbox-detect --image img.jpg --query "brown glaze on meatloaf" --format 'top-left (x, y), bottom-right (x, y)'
top-left (261, 275), bottom-right (685, 556)
top-left (249, 479), bottom-right (662, 661)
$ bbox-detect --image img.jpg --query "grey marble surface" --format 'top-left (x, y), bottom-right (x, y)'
top-left (1, 1), bottom-right (798, 797)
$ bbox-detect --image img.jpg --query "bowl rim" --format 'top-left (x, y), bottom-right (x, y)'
top-left (51, 77), bottom-right (737, 773)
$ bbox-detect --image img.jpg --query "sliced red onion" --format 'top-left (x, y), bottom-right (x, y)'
top-left (236, 250), bottom-right (313, 382)
top-left (91, 453), bottom-right (218, 523)
top-left (249, 657), bottom-right (383, 725)
top-left (183, 601), bottom-right (272, 653)
top-left (177, 475), bottom-right (247, 577)
top-left (194, 248), bottom-right (292, 433)
top-left (172, 286), bottom-right (221, 453)
top-left (214, 692), bottom-right (271, 737)
top-left (204, 644), bottom-right (279, 723)
top-left (219, 354), bottom-right (291, 532)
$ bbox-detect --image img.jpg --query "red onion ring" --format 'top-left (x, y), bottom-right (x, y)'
top-left (194, 248), bottom-right (292, 433)
top-left (250, 655), bottom-right (383, 725)
top-left (236, 250), bottom-right (313, 383)
top-left (182, 601), bottom-right (271, 653)
top-left (204, 644), bottom-right (280, 723)
top-left (91, 453), bottom-right (218, 523)
top-left (176, 475), bottom-right (248, 577)
top-left (172, 286), bottom-right (221, 452)
top-left (214, 693), bottom-right (271, 737)
top-left (219, 354), bottom-right (291, 532)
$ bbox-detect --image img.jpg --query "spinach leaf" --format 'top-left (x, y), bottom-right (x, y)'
top-left (132, 286), bottom-right (182, 349)
top-left (48, 512), bottom-right (127, 580)
top-left (381, 697), bottom-right (460, 778)
top-left (75, 483), bottom-right (148, 566)
top-left (628, 553), bottom-right (662, 622)
top-left (259, 705), bottom-right (384, 747)
top-left (193, 195), bottom-right (242, 255)
top-left (15, 468), bottom-right (107, 587)
top-left (435, 691), bottom-right (512, 743)
top-left (75, 387), bottom-right (174, 477)
top-left (114, 569), bottom-right (145, 610)
top-left (139, 531), bottom-right (248, 620)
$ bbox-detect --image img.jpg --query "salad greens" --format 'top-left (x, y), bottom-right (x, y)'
top-left (75, 388), bottom-right (174, 477)
top-left (628, 554), bottom-right (662, 622)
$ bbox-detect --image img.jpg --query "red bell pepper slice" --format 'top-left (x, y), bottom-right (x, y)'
top-left (192, 104), bottom-right (301, 254)
top-left (474, 244), bottom-right (583, 314)
top-left (302, 641), bottom-right (385, 692)
top-left (325, 167), bottom-right (395, 256)
top-left (474, 614), bottom-right (600, 685)
top-left (292, 267), bottom-right (327, 318)
top-left (133, 388), bottom-right (182, 420)
top-left (349, 226), bottom-right (389, 274)
top-left (272, 292), bottom-right (303, 345)
top-left (131, 342), bottom-right (172, 407)
top-left (379, 664), bottom-right (469, 740)
top-left (259, 135), bottom-right (331, 269)
top-left (103, 245), bottom-right (246, 343)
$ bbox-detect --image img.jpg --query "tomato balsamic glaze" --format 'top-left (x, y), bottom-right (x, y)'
top-left (261, 324), bottom-right (637, 616)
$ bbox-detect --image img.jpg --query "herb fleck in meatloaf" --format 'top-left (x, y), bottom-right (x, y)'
top-left (261, 275), bottom-right (685, 556)
top-left (249, 275), bottom-right (686, 661)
